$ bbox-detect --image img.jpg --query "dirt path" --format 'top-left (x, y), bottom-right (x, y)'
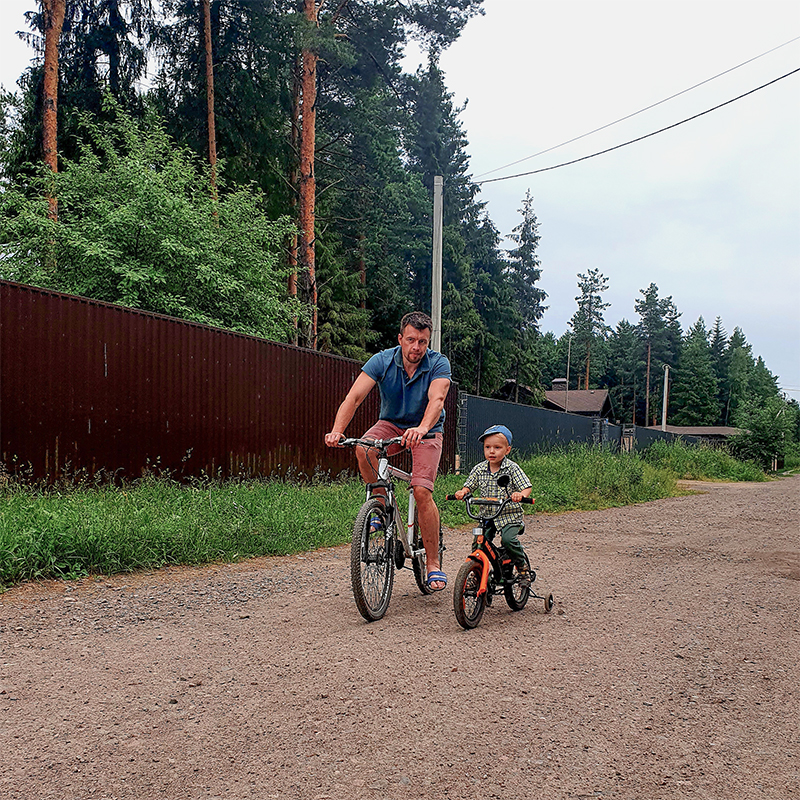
top-left (2, 476), bottom-right (798, 800)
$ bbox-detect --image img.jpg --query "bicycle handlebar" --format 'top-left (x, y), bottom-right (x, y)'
top-left (339, 433), bottom-right (436, 449)
top-left (445, 492), bottom-right (533, 522)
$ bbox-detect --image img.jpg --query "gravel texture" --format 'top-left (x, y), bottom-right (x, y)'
top-left (1, 475), bottom-right (798, 800)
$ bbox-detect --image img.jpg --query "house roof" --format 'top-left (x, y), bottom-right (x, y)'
top-left (544, 389), bottom-right (609, 415)
top-left (647, 425), bottom-right (741, 438)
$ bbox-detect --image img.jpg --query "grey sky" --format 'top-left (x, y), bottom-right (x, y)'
top-left (2, 0), bottom-right (799, 399)
top-left (432, 0), bottom-right (800, 399)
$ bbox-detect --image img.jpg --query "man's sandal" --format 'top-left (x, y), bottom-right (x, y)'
top-left (426, 570), bottom-right (447, 591)
top-left (368, 512), bottom-right (384, 534)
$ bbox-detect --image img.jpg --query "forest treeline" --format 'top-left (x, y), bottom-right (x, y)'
top-left (0, 1), bottom-right (797, 462)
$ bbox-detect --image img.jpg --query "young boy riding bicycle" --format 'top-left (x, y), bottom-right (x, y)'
top-left (454, 424), bottom-right (533, 587)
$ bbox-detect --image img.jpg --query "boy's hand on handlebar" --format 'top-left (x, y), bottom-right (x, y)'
top-left (511, 491), bottom-right (524, 503)
top-left (454, 488), bottom-right (470, 501)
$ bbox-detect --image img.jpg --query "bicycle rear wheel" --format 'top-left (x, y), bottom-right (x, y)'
top-left (351, 497), bottom-right (394, 621)
top-left (412, 510), bottom-right (444, 595)
top-left (453, 560), bottom-right (486, 629)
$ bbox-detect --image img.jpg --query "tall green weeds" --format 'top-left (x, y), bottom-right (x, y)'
top-left (644, 440), bottom-right (765, 482)
top-left (0, 475), bottom-right (363, 588)
top-left (0, 442), bottom-right (766, 588)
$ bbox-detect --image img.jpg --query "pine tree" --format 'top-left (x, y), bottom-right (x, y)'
top-left (669, 317), bottom-right (719, 426)
top-left (569, 268), bottom-right (610, 389)
top-left (634, 283), bottom-right (681, 425)
top-left (605, 319), bottom-right (644, 424)
top-left (724, 327), bottom-right (754, 425)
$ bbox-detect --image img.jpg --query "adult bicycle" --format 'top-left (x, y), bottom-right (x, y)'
top-left (340, 435), bottom-right (444, 621)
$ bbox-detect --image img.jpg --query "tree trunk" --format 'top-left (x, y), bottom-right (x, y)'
top-left (287, 54), bottom-right (302, 346)
top-left (475, 343), bottom-right (482, 396)
top-left (298, 0), bottom-right (318, 349)
top-left (584, 340), bottom-right (591, 390)
top-left (644, 341), bottom-right (651, 426)
top-left (42, 0), bottom-right (66, 221)
top-left (201, 0), bottom-right (218, 203)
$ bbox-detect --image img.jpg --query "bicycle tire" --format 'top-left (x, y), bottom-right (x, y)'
top-left (351, 497), bottom-right (394, 621)
top-left (412, 509), bottom-right (444, 595)
top-left (453, 559), bottom-right (486, 629)
top-left (504, 552), bottom-right (531, 611)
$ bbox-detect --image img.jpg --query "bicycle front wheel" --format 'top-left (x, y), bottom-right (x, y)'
top-left (351, 498), bottom-right (394, 621)
top-left (453, 559), bottom-right (486, 630)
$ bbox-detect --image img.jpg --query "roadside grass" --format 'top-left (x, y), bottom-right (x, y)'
top-left (643, 440), bottom-right (766, 482)
top-left (0, 442), bottom-right (766, 588)
top-left (0, 475), bottom-right (364, 588)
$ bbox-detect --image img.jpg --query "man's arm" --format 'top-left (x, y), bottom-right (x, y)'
top-left (400, 377), bottom-right (451, 447)
top-left (324, 372), bottom-right (377, 447)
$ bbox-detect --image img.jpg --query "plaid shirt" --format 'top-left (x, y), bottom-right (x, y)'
top-left (462, 457), bottom-right (532, 529)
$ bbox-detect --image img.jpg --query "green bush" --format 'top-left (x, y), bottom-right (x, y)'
top-left (0, 97), bottom-right (300, 340)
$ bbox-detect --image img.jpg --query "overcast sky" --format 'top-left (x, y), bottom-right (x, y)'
top-left (2, 0), bottom-right (799, 399)
top-left (431, 0), bottom-right (800, 400)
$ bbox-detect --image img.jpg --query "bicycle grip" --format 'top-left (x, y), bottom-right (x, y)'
top-left (445, 494), bottom-right (457, 501)
top-left (521, 497), bottom-right (535, 505)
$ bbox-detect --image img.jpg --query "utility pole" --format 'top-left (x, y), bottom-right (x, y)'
top-left (432, 176), bottom-right (443, 352)
top-left (661, 364), bottom-right (670, 431)
top-left (565, 334), bottom-right (572, 413)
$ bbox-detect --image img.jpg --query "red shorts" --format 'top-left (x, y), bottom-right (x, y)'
top-left (362, 420), bottom-right (443, 492)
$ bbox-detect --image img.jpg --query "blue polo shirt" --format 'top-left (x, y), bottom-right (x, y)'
top-left (362, 346), bottom-right (451, 432)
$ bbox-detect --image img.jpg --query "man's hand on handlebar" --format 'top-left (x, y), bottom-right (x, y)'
top-left (400, 426), bottom-right (429, 448)
top-left (324, 431), bottom-right (345, 447)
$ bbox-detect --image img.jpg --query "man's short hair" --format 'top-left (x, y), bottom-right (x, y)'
top-left (400, 311), bottom-right (433, 335)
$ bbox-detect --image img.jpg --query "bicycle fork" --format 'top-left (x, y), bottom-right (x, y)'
top-left (402, 488), bottom-right (426, 560)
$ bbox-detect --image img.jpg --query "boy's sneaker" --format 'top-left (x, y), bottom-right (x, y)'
top-left (516, 564), bottom-right (531, 588)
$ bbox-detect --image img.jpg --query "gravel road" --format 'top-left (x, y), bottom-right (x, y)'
top-left (2, 475), bottom-right (798, 800)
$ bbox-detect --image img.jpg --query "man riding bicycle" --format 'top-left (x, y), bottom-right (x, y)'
top-left (324, 311), bottom-right (452, 591)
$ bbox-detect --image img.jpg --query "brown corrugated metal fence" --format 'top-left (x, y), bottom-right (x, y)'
top-left (0, 281), bottom-right (457, 482)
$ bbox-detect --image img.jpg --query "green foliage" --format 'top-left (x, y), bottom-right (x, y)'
top-left (783, 442), bottom-right (800, 471)
top-left (604, 319), bottom-right (645, 424)
top-left (0, 99), bottom-right (298, 339)
top-left (569, 268), bottom-right (610, 388)
top-left (669, 317), bottom-right (720, 426)
top-left (730, 396), bottom-right (795, 470)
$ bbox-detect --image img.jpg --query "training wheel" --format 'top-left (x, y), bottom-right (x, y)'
top-left (543, 592), bottom-right (554, 613)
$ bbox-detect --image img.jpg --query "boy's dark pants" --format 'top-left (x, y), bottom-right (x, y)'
top-left (473, 522), bottom-right (526, 565)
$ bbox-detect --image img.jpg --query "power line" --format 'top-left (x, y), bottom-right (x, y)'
top-left (476, 67), bottom-right (800, 186)
top-left (474, 35), bottom-right (800, 180)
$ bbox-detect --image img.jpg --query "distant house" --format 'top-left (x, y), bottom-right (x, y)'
top-left (543, 379), bottom-right (613, 419)
top-left (647, 425), bottom-right (741, 443)
top-left (492, 379), bottom-right (540, 405)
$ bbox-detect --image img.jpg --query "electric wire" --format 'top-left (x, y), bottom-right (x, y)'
top-left (473, 35), bottom-right (800, 180)
top-left (476, 67), bottom-right (800, 186)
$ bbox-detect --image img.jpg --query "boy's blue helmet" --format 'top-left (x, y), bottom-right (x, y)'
top-left (479, 424), bottom-right (513, 445)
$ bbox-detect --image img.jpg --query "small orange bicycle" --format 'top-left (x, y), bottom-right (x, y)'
top-left (447, 475), bottom-right (553, 629)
